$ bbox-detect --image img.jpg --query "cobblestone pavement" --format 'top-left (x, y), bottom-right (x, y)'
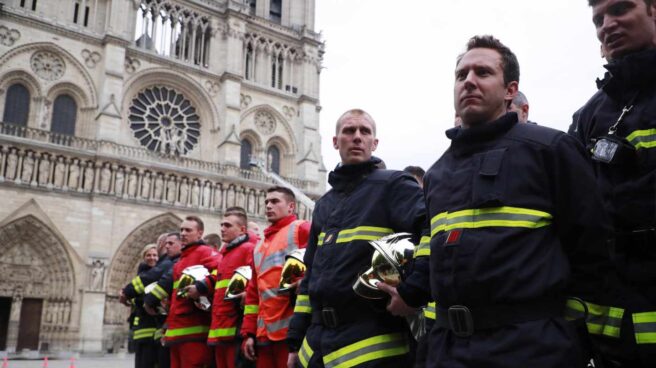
top-left (1, 354), bottom-right (133, 368)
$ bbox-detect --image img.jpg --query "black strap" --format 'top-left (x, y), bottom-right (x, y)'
top-left (435, 298), bottom-right (565, 335)
top-left (311, 304), bottom-right (386, 329)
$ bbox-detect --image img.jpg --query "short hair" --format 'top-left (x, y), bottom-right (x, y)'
top-left (141, 243), bottom-right (158, 258)
top-left (203, 233), bottom-right (222, 248)
top-left (184, 215), bottom-right (204, 232)
top-left (403, 166), bottom-right (425, 179)
top-left (512, 91), bottom-right (529, 107)
top-left (457, 35), bottom-right (520, 86)
top-left (224, 207), bottom-right (248, 226)
top-left (588, 0), bottom-right (652, 6)
top-left (335, 109), bottom-right (376, 135)
top-left (267, 186), bottom-right (296, 203)
top-left (167, 232), bottom-right (180, 239)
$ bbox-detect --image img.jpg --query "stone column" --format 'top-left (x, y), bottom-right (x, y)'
top-left (5, 290), bottom-right (23, 353)
top-left (79, 258), bottom-right (107, 353)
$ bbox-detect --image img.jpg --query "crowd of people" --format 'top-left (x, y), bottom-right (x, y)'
top-left (119, 0), bottom-right (656, 367)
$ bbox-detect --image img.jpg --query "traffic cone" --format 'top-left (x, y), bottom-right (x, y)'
top-left (42, 356), bottom-right (48, 367)
top-left (68, 356), bottom-right (75, 368)
top-left (1, 356), bottom-right (7, 368)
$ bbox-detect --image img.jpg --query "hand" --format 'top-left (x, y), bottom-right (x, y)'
top-left (377, 282), bottom-right (418, 317)
top-left (183, 285), bottom-right (200, 300)
top-left (144, 303), bottom-right (157, 316)
top-left (287, 352), bottom-right (299, 368)
top-left (242, 337), bottom-right (256, 361)
top-left (118, 290), bottom-right (129, 306)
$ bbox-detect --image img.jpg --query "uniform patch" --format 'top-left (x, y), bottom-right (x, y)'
top-left (445, 229), bottom-right (462, 245)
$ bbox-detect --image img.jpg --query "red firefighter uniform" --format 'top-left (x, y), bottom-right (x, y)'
top-left (147, 240), bottom-right (219, 368)
top-left (241, 215), bottom-right (309, 368)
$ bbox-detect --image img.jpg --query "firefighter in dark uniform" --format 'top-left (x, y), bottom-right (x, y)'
top-left (286, 109), bottom-right (431, 368)
top-left (568, 1), bottom-right (656, 366)
top-left (423, 35), bottom-right (612, 368)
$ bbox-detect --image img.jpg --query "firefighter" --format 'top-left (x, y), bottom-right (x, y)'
top-left (241, 186), bottom-right (310, 368)
top-left (286, 108), bottom-right (431, 368)
top-left (144, 216), bottom-right (219, 368)
top-left (422, 35), bottom-right (612, 367)
top-left (569, 1), bottom-right (656, 366)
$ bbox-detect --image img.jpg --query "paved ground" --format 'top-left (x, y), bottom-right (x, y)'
top-left (1, 354), bottom-right (133, 368)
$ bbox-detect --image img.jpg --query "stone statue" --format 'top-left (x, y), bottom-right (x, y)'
top-left (114, 169), bottom-right (125, 196)
top-left (141, 172), bottom-right (151, 199)
top-left (38, 155), bottom-right (50, 185)
top-left (191, 181), bottom-right (200, 207)
top-left (178, 179), bottom-right (189, 205)
top-left (89, 259), bottom-right (105, 291)
top-left (5, 149), bottom-right (18, 180)
top-left (213, 185), bottom-right (223, 209)
top-left (21, 151), bottom-right (35, 183)
top-left (83, 164), bottom-right (94, 192)
top-left (166, 177), bottom-right (176, 203)
top-left (153, 174), bottom-right (164, 201)
top-left (68, 159), bottom-right (80, 189)
top-left (202, 182), bottom-right (211, 208)
top-left (99, 164), bottom-right (111, 193)
top-left (53, 156), bottom-right (66, 188)
top-left (127, 170), bottom-right (138, 197)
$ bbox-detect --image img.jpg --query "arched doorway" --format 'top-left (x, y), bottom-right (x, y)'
top-left (0, 215), bottom-right (76, 352)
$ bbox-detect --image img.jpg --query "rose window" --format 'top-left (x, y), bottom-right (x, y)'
top-left (128, 86), bottom-right (200, 155)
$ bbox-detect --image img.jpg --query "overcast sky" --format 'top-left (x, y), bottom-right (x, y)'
top-left (313, 0), bottom-right (607, 174)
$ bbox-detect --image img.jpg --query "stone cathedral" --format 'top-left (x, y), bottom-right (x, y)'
top-left (0, 0), bottom-right (324, 355)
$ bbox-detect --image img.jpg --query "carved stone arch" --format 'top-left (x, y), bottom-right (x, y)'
top-left (0, 69), bottom-right (43, 97)
top-left (0, 42), bottom-right (98, 108)
top-left (240, 104), bottom-right (297, 153)
top-left (266, 135), bottom-right (291, 155)
top-left (46, 81), bottom-right (90, 107)
top-left (106, 212), bottom-right (182, 296)
top-left (239, 129), bottom-right (263, 151)
top-left (122, 67), bottom-right (221, 132)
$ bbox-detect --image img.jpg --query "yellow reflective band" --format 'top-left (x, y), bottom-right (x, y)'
top-left (626, 128), bottom-right (656, 150)
top-left (173, 280), bottom-right (180, 289)
top-left (211, 269), bottom-right (218, 276)
top-left (164, 325), bottom-right (210, 338)
top-left (413, 236), bottom-right (431, 258)
top-left (132, 276), bottom-right (145, 294)
top-left (632, 312), bottom-right (656, 344)
top-left (150, 284), bottom-right (168, 300)
top-left (215, 279), bottom-right (230, 289)
top-left (430, 206), bottom-right (553, 237)
top-left (133, 328), bottom-right (157, 340)
top-left (208, 327), bottom-right (237, 338)
top-left (323, 333), bottom-right (409, 368)
top-left (294, 294), bottom-right (312, 314)
top-left (424, 302), bottom-right (436, 320)
top-left (244, 305), bottom-right (259, 315)
top-left (335, 226), bottom-right (394, 244)
top-left (299, 337), bottom-right (313, 368)
top-left (133, 316), bottom-right (140, 326)
top-left (318, 232), bottom-right (326, 246)
top-left (565, 299), bottom-right (623, 338)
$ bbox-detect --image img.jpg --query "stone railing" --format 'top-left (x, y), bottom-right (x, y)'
top-left (0, 122), bottom-right (316, 220)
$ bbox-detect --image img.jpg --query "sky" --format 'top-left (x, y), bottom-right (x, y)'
top-left (314, 0), bottom-right (608, 173)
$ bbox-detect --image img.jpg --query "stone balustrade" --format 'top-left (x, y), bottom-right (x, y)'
top-left (0, 122), bottom-right (316, 220)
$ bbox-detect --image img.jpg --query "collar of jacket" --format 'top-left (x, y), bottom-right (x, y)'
top-left (224, 233), bottom-right (249, 251)
top-left (446, 112), bottom-right (518, 155)
top-left (597, 47), bottom-right (656, 101)
top-left (328, 157), bottom-right (380, 192)
top-left (264, 214), bottom-right (297, 239)
top-left (181, 240), bottom-right (206, 252)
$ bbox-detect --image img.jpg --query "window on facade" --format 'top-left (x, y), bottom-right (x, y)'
top-left (20, 0), bottom-right (37, 10)
top-left (269, 0), bottom-right (282, 23)
top-left (134, 1), bottom-right (211, 68)
top-left (51, 95), bottom-right (77, 136)
top-left (271, 52), bottom-right (284, 89)
top-left (245, 44), bottom-right (254, 80)
top-left (267, 146), bottom-right (280, 174)
top-left (3, 84), bottom-right (30, 126)
top-left (248, 0), bottom-right (256, 15)
top-left (73, 1), bottom-right (91, 26)
top-left (277, 54), bottom-right (284, 89)
top-left (240, 139), bottom-right (253, 170)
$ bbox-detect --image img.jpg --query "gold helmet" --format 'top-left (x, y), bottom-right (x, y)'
top-left (224, 266), bottom-right (252, 301)
top-left (353, 233), bottom-right (415, 299)
top-left (278, 249), bottom-right (306, 294)
top-left (176, 265), bottom-right (212, 311)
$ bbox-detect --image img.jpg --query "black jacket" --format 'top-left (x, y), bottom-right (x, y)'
top-left (287, 157), bottom-right (430, 351)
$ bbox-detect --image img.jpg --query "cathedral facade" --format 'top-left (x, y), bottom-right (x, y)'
top-left (0, 0), bottom-right (324, 355)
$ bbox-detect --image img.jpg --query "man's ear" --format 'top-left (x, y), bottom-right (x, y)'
top-left (332, 136), bottom-right (338, 149)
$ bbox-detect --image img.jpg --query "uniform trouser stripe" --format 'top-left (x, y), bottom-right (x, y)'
top-left (299, 337), bottom-right (313, 368)
top-left (134, 328), bottom-right (157, 340)
top-left (294, 295), bottom-right (312, 314)
top-left (633, 312), bottom-right (656, 344)
top-left (208, 327), bottom-right (237, 338)
top-left (244, 305), bottom-right (259, 315)
top-left (430, 207), bottom-right (552, 236)
top-left (565, 300), bottom-right (623, 338)
top-left (164, 325), bottom-right (209, 337)
top-left (323, 333), bottom-right (408, 368)
top-left (424, 302), bottom-right (436, 320)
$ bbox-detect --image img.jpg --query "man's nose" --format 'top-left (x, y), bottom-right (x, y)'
top-left (601, 15), bottom-right (618, 34)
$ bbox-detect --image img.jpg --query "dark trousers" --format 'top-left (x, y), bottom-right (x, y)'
top-left (157, 341), bottom-right (170, 368)
top-left (135, 340), bottom-right (157, 368)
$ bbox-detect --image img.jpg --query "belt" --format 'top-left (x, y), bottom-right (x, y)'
top-left (435, 298), bottom-right (565, 337)
top-left (311, 305), bottom-right (385, 329)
